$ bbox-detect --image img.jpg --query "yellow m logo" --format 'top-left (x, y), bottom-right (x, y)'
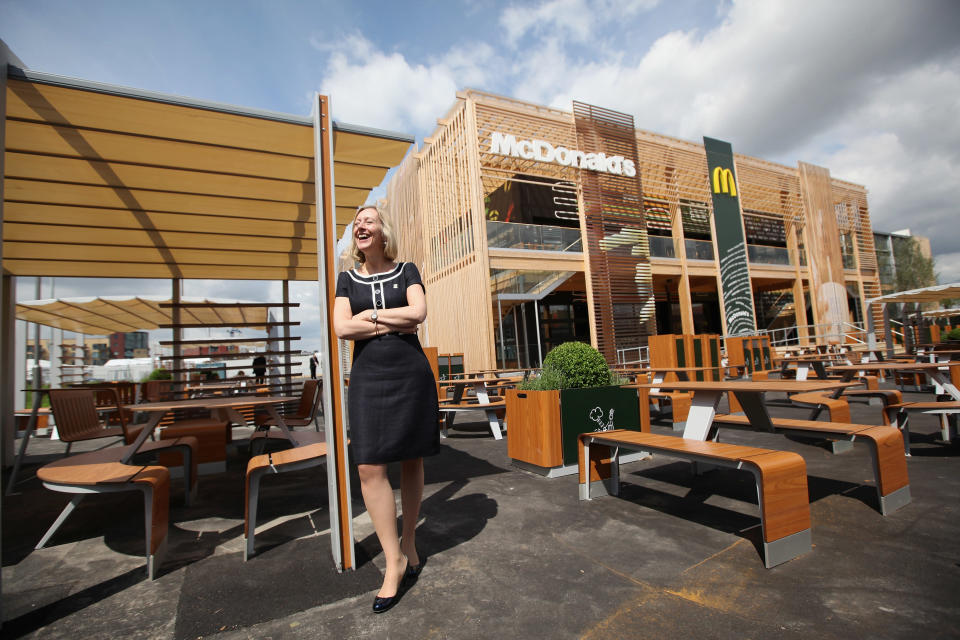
top-left (712, 167), bottom-right (737, 196)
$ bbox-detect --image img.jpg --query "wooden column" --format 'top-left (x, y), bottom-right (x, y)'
top-left (314, 93), bottom-right (354, 571)
top-left (172, 279), bottom-right (182, 389)
top-left (798, 162), bottom-right (849, 344)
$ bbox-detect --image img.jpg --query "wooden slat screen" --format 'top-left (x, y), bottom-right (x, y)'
top-left (574, 101), bottom-right (654, 362)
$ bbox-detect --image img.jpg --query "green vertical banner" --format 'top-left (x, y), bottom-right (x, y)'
top-left (703, 136), bottom-right (755, 336)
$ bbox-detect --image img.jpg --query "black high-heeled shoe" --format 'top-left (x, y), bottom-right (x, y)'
top-left (372, 561), bottom-right (410, 614)
top-left (405, 555), bottom-right (426, 579)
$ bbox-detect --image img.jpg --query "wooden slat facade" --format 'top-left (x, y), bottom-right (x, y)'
top-left (386, 89), bottom-right (883, 366)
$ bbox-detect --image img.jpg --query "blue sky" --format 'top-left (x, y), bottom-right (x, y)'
top-left (3, 0), bottom-right (960, 350)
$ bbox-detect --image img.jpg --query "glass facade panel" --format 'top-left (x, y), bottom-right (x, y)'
top-left (684, 238), bottom-right (715, 260)
top-left (649, 235), bottom-right (676, 258)
top-left (487, 221), bottom-right (582, 252)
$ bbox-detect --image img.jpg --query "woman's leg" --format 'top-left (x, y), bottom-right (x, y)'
top-left (357, 463), bottom-right (407, 596)
top-left (399, 457), bottom-right (424, 566)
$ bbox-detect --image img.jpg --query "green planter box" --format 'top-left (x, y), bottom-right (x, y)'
top-left (559, 386), bottom-right (641, 466)
top-left (507, 385), bottom-right (642, 476)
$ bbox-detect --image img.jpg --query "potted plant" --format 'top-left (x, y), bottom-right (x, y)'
top-left (505, 342), bottom-right (642, 476)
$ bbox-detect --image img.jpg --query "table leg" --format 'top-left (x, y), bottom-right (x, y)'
top-left (735, 391), bottom-right (774, 433)
top-left (927, 368), bottom-right (960, 400)
top-left (5, 397), bottom-right (43, 495)
top-left (263, 404), bottom-right (296, 446)
top-left (122, 411), bottom-right (166, 464)
top-left (681, 391), bottom-right (722, 441)
top-left (474, 384), bottom-right (502, 440)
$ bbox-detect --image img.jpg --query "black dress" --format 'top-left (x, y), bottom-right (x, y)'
top-left (336, 262), bottom-right (440, 464)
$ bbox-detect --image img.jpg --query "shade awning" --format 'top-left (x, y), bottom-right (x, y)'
top-left (922, 307), bottom-right (960, 318)
top-left (866, 282), bottom-right (960, 305)
top-left (16, 296), bottom-right (278, 335)
top-left (3, 68), bottom-right (413, 281)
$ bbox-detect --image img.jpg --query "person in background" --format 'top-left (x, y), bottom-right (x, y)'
top-left (252, 355), bottom-right (267, 385)
top-left (309, 351), bottom-right (319, 380)
top-left (333, 204), bottom-right (439, 614)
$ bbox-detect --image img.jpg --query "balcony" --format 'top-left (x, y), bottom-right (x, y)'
top-left (684, 238), bottom-right (715, 261)
top-left (649, 235), bottom-right (676, 258)
top-left (747, 244), bottom-right (791, 266)
top-left (486, 221), bottom-right (582, 253)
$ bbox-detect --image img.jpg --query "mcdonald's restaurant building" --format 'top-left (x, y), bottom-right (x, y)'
top-left (386, 90), bottom-right (881, 371)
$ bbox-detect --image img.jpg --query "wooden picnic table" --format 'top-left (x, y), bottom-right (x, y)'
top-left (626, 379), bottom-right (853, 441)
top-left (828, 361), bottom-right (960, 401)
top-left (439, 375), bottom-right (520, 439)
top-left (775, 353), bottom-right (847, 381)
top-left (124, 396), bottom-right (299, 465)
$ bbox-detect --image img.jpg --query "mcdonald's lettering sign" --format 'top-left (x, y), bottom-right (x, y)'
top-left (703, 136), bottom-right (755, 336)
top-left (712, 166), bottom-right (737, 197)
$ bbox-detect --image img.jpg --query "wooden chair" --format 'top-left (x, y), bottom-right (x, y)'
top-left (49, 388), bottom-right (126, 455)
top-left (254, 379), bottom-right (321, 432)
top-left (48, 389), bottom-right (198, 504)
top-left (37, 448), bottom-right (172, 579)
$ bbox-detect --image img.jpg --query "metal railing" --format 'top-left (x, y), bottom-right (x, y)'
top-left (486, 221), bottom-right (583, 252)
top-left (615, 345), bottom-right (649, 365)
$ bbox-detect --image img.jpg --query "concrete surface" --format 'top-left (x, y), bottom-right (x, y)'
top-left (2, 383), bottom-right (959, 639)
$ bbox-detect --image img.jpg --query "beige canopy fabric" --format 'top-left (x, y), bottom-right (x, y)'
top-left (923, 307), bottom-right (960, 318)
top-left (16, 296), bottom-right (274, 335)
top-left (866, 282), bottom-right (960, 305)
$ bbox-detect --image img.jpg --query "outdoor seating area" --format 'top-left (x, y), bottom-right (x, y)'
top-left (1, 44), bottom-right (959, 638)
top-left (2, 363), bottom-right (959, 637)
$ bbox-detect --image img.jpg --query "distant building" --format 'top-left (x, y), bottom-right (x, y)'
top-left (109, 331), bottom-right (149, 359)
top-left (872, 229), bottom-right (933, 294)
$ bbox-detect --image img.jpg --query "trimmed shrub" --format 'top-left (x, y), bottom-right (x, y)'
top-left (518, 341), bottom-right (617, 390)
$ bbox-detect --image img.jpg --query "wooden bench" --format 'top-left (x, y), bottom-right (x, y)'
top-left (884, 401), bottom-right (960, 455)
top-left (244, 431), bottom-right (327, 560)
top-left (788, 392), bottom-right (851, 423)
top-left (712, 415), bottom-right (910, 515)
top-left (158, 418), bottom-right (230, 473)
top-left (842, 388), bottom-right (903, 421)
top-left (439, 398), bottom-right (507, 439)
top-left (36, 447), bottom-right (172, 579)
top-left (578, 430), bottom-right (812, 568)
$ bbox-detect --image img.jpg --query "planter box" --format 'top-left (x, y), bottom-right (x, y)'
top-left (506, 386), bottom-right (643, 476)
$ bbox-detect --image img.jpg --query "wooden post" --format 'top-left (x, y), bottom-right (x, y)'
top-left (314, 93), bottom-right (354, 571)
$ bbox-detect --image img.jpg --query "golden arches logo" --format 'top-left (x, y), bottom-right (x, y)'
top-left (712, 167), bottom-right (737, 197)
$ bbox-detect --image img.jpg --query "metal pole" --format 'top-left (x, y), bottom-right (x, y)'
top-left (283, 280), bottom-right (291, 393)
top-left (534, 299), bottom-right (543, 368)
top-left (497, 297), bottom-right (506, 368)
top-left (512, 308), bottom-right (521, 369)
top-left (520, 303), bottom-right (530, 369)
top-left (883, 305), bottom-right (894, 359)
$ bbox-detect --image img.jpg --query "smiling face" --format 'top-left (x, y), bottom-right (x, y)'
top-left (353, 207), bottom-right (384, 260)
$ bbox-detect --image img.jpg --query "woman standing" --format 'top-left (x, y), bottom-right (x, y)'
top-left (333, 204), bottom-right (439, 613)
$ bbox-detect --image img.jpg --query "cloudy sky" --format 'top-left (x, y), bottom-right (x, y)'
top-left (2, 0), bottom-right (959, 350)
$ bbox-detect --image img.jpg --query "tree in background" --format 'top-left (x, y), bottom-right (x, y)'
top-left (893, 236), bottom-right (937, 292)
top-left (892, 236), bottom-right (938, 321)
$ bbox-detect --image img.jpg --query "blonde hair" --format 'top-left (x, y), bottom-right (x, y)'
top-left (350, 204), bottom-right (398, 264)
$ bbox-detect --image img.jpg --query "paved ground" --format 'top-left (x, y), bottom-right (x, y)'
top-left (2, 384), bottom-right (959, 639)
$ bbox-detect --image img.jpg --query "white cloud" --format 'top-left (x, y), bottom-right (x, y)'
top-left (500, 0), bottom-right (660, 46)
top-left (316, 32), bottom-right (496, 133)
